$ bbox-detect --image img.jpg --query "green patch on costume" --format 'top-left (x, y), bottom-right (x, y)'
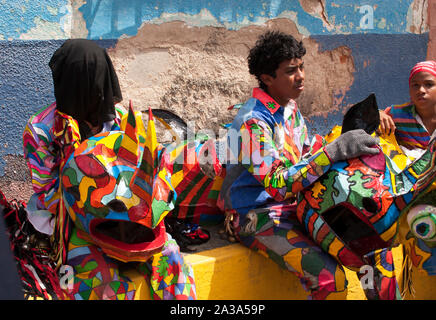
top-left (301, 248), bottom-right (325, 276)
top-left (267, 249), bottom-right (287, 270)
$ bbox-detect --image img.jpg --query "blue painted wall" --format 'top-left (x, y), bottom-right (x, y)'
top-left (0, 1), bottom-right (69, 40)
top-left (307, 33), bottom-right (428, 136)
top-left (0, 0), bottom-right (429, 175)
top-left (78, 0), bottom-right (418, 39)
top-left (0, 39), bottom-right (117, 174)
top-left (0, 40), bottom-right (58, 158)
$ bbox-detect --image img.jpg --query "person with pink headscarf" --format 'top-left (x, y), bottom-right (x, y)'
top-left (379, 61), bottom-right (436, 159)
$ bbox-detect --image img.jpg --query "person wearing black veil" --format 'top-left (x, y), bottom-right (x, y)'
top-left (0, 39), bottom-right (128, 299)
top-left (8, 39), bottom-right (199, 300)
top-left (50, 38), bottom-right (123, 140)
top-left (23, 39), bottom-right (126, 236)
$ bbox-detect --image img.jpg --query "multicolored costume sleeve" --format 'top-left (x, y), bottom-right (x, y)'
top-left (22, 103), bottom-right (124, 216)
top-left (220, 88), bottom-right (330, 218)
top-left (219, 88), bottom-right (347, 300)
top-left (239, 117), bottom-right (332, 202)
top-left (23, 103), bottom-right (61, 215)
top-left (385, 103), bottom-right (431, 150)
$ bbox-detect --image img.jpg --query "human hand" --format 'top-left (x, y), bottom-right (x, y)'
top-left (324, 129), bottom-right (380, 162)
top-left (377, 109), bottom-right (396, 136)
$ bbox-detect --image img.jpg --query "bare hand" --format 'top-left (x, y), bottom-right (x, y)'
top-left (377, 109), bottom-right (396, 136)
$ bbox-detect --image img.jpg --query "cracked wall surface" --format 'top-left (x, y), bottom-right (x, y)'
top-left (407, 0), bottom-right (429, 34)
top-left (0, 0), bottom-right (432, 202)
top-left (428, 0), bottom-right (436, 59)
top-left (109, 18), bottom-right (355, 135)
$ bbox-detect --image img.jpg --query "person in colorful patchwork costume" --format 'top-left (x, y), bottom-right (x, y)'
top-left (375, 60), bottom-right (436, 298)
top-left (218, 31), bottom-right (380, 300)
top-left (23, 39), bottom-right (125, 238)
top-left (59, 105), bottom-right (196, 300)
top-left (378, 61), bottom-right (436, 161)
top-left (21, 39), bottom-right (196, 300)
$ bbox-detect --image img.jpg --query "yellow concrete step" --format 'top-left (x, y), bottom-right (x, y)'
top-left (184, 244), bottom-right (436, 300)
top-left (129, 243), bottom-right (436, 300)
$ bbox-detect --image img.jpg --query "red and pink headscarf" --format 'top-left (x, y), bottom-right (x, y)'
top-left (409, 60), bottom-right (436, 84)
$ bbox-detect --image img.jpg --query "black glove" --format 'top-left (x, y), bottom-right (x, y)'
top-left (324, 129), bottom-right (380, 162)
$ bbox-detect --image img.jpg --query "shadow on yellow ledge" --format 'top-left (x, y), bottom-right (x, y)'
top-left (109, 244), bottom-right (436, 300)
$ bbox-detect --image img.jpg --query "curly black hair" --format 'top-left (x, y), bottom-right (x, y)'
top-left (248, 31), bottom-right (306, 90)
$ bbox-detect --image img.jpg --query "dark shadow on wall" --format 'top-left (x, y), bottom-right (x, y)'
top-left (0, 205), bottom-right (24, 300)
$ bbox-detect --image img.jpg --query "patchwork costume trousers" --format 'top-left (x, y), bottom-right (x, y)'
top-left (66, 228), bottom-right (197, 300)
top-left (234, 203), bottom-right (400, 300)
top-left (233, 203), bottom-right (347, 300)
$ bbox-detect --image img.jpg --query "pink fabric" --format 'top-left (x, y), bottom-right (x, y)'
top-left (409, 60), bottom-right (436, 84)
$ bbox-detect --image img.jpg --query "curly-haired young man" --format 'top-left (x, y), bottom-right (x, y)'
top-left (219, 31), bottom-right (379, 299)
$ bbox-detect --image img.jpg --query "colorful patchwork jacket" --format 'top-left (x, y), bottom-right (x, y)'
top-left (385, 102), bottom-right (432, 151)
top-left (218, 88), bottom-right (330, 225)
top-left (23, 103), bottom-right (125, 217)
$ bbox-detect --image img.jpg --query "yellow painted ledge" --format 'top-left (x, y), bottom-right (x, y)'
top-left (128, 244), bottom-right (436, 300)
top-left (184, 244), bottom-right (436, 300)
top-left (185, 243), bottom-right (310, 300)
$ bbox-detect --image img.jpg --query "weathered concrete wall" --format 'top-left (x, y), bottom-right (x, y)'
top-left (427, 0), bottom-right (436, 59)
top-left (0, 0), bottom-right (432, 201)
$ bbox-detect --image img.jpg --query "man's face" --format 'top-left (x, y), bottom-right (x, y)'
top-left (261, 58), bottom-right (305, 106)
top-left (409, 71), bottom-right (436, 117)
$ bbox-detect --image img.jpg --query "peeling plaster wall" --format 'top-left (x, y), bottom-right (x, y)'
top-left (76, 0), bottom-right (428, 38)
top-left (0, 0), bottom-right (431, 201)
top-left (109, 18), bottom-right (356, 136)
top-left (0, 1), bottom-right (72, 40)
top-left (427, 0), bottom-right (436, 59)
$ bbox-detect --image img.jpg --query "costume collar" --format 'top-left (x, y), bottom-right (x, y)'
top-left (410, 103), bottom-right (418, 118)
top-left (53, 107), bottom-right (82, 146)
top-left (252, 88), bottom-right (282, 114)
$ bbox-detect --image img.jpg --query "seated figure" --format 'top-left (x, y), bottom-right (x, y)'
top-left (218, 31), bottom-right (380, 300)
top-left (5, 39), bottom-right (196, 300)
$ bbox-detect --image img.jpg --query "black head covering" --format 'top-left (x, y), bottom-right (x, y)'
top-left (49, 39), bottom-right (122, 139)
